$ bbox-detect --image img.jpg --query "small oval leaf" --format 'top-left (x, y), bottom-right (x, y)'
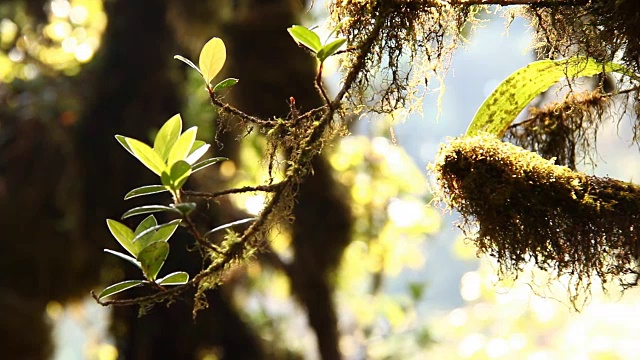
top-left (317, 38), bottom-right (346, 61)
top-left (125, 137), bottom-right (167, 175)
top-left (171, 202), bottom-right (197, 216)
top-left (199, 37), bottom-right (226, 85)
top-left (134, 215), bottom-right (158, 236)
top-left (124, 185), bottom-right (168, 200)
top-left (167, 127), bottom-right (197, 167)
top-left (98, 280), bottom-right (144, 300)
top-left (106, 219), bottom-right (137, 256)
top-left (287, 25), bottom-right (322, 53)
top-left (132, 219), bottom-right (182, 251)
top-left (121, 205), bottom-right (181, 219)
top-left (212, 78), bottom-right (239, 92)
top-left (192, 157), bottom-right (228, 173)
top-left (138, 241), bottom-right (169, 281)
top-left (153, 114), bottom-right (183, 161)
top-left (157, 271), bottom-right (189, 286)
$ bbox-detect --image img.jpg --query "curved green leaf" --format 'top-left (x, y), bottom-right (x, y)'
top-left (125, 137), bottom-right (166, 175)
top-left (138, 241), bottom-right (169, 281)
top-left (317, 38), bottom-right (346, 62)
top-left (153, 114), bottom-right (183, 161)
top-left (172, 202), bottom-right (197, 216)
top-left (204, 218), bottom-right (256, 238)
top-left (161, 160), bottom-right (192, 191)
top-left (466, 56), bottom-right (636, 137)
top-left (192, 157), bottom-right (227, 173)
top-left (124, 185), bottom-right (168, 200)
top-left (115, 135), bottom-right (134, 156)
top-left (173, 55), bottom-right (203, 76)
top-left (185, 142), bottom-right (210, 165)
top-left (157, 271), bottom-right (189, 286)
top-left (132, 219), bottom-right (182, 251)
top-left (212, 78), bottom-right (239, 92)
top-left (134, 215), bottom-right (157, 236)
top-left (98, 280), bottom-right (145, 300)
top-left (288, 25), bottom-right (322, 53)
top-left (104, 249), bottom-right (141, 269)
top-left (121, 205), bottom-right (180, 219)
top-left (106, 219), bottom-right (136, 256)
top-left (167, 127), bottom-right (197, 167)
top-left (199, 37), bottom-right (226, 85)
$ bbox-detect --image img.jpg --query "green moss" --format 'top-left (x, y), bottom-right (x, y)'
top-left (432, 134), bottom-right (640, 295)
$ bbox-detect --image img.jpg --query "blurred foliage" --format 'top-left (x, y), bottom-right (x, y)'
top-left (0, 0), bottom-right (106, 81)
top-left (425, 238), bottom-right (640, 359)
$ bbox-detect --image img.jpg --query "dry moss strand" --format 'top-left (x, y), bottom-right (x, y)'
top-left (432, 134), bottom-right (640, 290)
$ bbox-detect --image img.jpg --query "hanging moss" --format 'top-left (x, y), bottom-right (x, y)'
top-left (506, 89), bottom-right (610, 169)
top-left (432, 134), bottom-right (640, 295)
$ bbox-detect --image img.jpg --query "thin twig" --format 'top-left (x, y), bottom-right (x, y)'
top-left (183, 184), bottom-right (284, 200)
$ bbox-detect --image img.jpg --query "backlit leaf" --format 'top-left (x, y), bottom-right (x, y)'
top-left (157, 271), bottom-right (189, 285)
top-left (98, 280), bottom-right (144, 300)
top-left (125, 137), bottom-right (166, 175)
top-left (204, 218), bottom-right (257, 238)
top-left (124, 185), bottom-right (168, 200)
top-left (153, 114), bottom-right (182, 161)
top-left (134, 215), bottom-right (157, 236)
top-left (192, 157), bottom-right (227, 173)
top-left (167, 127), bottom-right (197, 166)
top-left (199, 37), bottom-right (226, 85)
top-left (466, 56), bottom-right (635, 137)
top-left (106, 219), bottom-right (136, 256)
top-left (317, 38), bottom-right (346, 61)
top-left (173, 55), bottom-right (203, 76)
top-left (132, 219), bottom-right (182, 251)
top-left (138, 241), bottom-right (169, 281)
top-left (121, 205), bottom-right (180, 219)
top-left (212, 78), bottom-right (239, 92)
top-left (185, 141), bottom-right (210, 165)
top-left (287, 25), bottom-right (322, 53)
top-left (104, 249), bottom-right (141, 269)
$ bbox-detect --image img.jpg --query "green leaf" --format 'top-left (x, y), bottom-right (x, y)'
top-left (167, 127), bottom-right (197, 167)
top-left (204, 218), bottom-right (256, 238)
top-left (192, 157), bottom-right (227, 173)
top-left (317, 38), bottom-right (346, 61)
top-left (185, 141), bottom-right (210, 165)
top-left (173, 55), bottom-right (203, 77)
top-left (122, 205), bottom-right (181, 219)
top-left (124, 185), bottom-right (168, 200)
top-left (134, 215), bottom-right (157, 236)
top-left (104, 249), bottom-right (141, 269)
top-left (138, 241), bottom-right (169, 281)
top-left (125, 137), bottom-right (167, 175)
top-left (153, 114), bottom-right (183, 161)
top-left (98, 280), bottom-right (144, 300)
top-left (212, 78), bottom-right (239, 92)
top-left (466, 56), bottom-right (636, 137)
top-left (132, 219), bottom-right (182, 251)
top-left (161, 160), bottom-right (192, 191)
top-left (171, 202), bottom-right (197, 216)
top-left (156, 271), bottom-right (189, 286)
top-left (115, 135), bottom-right (134, 156)
top-left (106, 219), bottom-right (137, 256)
top-left (287, 25), bottom-right (322, 53)
top-left (199, 37), bottom-right (226, 85)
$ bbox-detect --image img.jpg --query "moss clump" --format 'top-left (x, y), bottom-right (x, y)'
top-left (432, 134), bottom-right (640, 294)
